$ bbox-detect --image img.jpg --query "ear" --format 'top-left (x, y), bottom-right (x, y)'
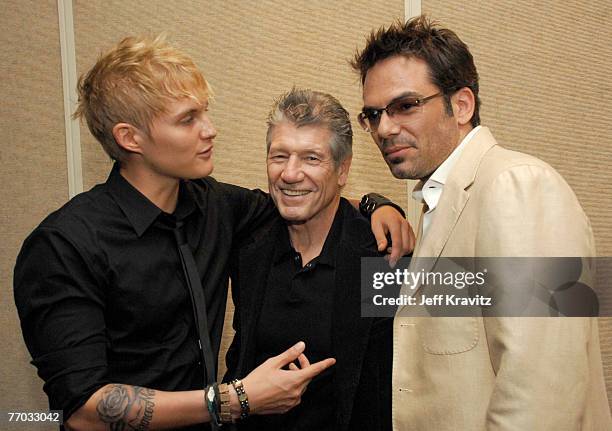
top-left (112, 122), bottom-right (145, 155)
top-left (451, 87), bottom-right (476, 127)
top-left (337, 155), bottom-right (352, 187)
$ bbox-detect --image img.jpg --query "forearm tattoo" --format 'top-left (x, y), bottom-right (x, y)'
top-left (96, 385), bottom-right (156, 431)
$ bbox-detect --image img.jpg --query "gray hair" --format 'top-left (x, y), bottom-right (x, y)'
top-left (266, 88), bottom-right (352, 167)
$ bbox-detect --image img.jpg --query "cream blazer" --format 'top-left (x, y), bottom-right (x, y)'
top-left (392, 127), bottom-right (611, 430)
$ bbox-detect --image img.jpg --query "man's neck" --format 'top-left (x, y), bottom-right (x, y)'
top-left (287, 197), bottom-right (340, 266)
top-left (119, 164), bottom-right (180, 214)
top-left (420, 124), bottom-right (476, 183)
top-left (457, 124), bottom-right (474, 146)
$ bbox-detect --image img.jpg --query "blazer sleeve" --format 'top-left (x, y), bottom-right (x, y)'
top-left (475, 164), bottom-right (597, 430)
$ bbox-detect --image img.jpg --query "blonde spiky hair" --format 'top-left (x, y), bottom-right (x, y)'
top-left (74, 34), bottom-right (211, 162)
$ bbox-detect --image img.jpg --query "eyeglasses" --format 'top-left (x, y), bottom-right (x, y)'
top-left (357, 92), bottom-right (442, 133)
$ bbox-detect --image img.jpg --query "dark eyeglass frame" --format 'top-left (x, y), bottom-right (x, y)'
top-left (357, 92), bottom-right (443, 133)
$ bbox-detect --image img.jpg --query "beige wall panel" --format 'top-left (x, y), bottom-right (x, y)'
top-left (423, 0), bottom-right (612, 410)
top-left (75, 0), bottom-right (407, 206)
top-left (1, 0), bottom-right (68, 424)
top-left (73, 0), bottom-right (404, 378)
top-left (74, 0), bottom-right (408, 209)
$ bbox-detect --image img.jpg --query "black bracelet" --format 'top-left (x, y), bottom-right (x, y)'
top-left (205, 384), bottom-right (222, 427)
top-left (359, 193), bottom-right (406, 219)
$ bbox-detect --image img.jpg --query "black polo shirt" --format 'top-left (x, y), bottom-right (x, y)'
top-left (253, 200), bottom-right (348, 431)
top-left (13, 164), bottom-right (274, 424)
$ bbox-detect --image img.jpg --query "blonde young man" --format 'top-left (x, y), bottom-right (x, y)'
top-left (14, 36), bottom-right (410, 430)
top-left (352, 16), bottom-right (611, 430)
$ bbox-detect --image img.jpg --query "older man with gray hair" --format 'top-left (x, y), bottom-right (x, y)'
top-left (225, 88), bottom-right (393, 431)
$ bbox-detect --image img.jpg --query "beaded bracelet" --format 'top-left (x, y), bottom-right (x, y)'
top-left (230, 379), bottom-right (250, 420)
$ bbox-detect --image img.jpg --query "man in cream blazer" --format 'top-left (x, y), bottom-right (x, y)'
top-left (352, 15), bottom-right (611, 430)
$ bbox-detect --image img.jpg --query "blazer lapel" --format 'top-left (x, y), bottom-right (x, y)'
top-left (235, 221), bottom-right (283, 375)
top-left (398, 127), bottom-right (498, 303)
top-left (332, 240), bottom-right (379, 430)
top-left (416, 126), bottom-right (498, 260)
top-left (417, 182), bottom-right (469, 259)
top-left (413, 201), bottom-right (427, 253)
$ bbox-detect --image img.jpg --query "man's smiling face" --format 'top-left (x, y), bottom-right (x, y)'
top-left (266, 122), bottom-right (349, 225)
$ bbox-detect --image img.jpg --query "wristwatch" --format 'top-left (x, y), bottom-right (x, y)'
top-left (359, 193), bottom-right (406, 218)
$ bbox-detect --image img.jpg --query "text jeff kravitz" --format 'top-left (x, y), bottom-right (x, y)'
top-left (372, 293), bottom-right (492, 307)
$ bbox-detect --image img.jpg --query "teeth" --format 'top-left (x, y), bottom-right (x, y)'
top-left (281, 189), bottom-right (309, 196)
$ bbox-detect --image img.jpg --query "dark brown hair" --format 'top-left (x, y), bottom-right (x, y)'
top-left (351, 15), bottom-right (480, 127)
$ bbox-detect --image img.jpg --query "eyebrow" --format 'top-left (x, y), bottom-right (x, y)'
top-left (172, 104), bottom-right (203, 120)
top-left (362, 91), bottom-right (421, 110)
top-left (268, 146), bottom-right (328, 157)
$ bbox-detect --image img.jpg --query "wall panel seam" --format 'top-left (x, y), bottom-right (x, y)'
top-left (405, 0), bottom-right (422, 21)
top-left (404, 0), bottom-right (422, 225)
top-left (58, 0), bottom-right (83, 198)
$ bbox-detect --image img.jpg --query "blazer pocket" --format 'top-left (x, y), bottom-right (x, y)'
top-left (418, 317), bottom-right (479, 354)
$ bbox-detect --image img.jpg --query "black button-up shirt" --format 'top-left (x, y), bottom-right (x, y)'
top-left (13, 165), bottom-right (274, 422)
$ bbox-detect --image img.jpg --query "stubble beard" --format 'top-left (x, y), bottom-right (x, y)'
top-left (387, 157), bottom-right (434, 180)
top-left (384, 121), bottom-right (459, 180)
top-left (380, 137), bottom-right (427, 180)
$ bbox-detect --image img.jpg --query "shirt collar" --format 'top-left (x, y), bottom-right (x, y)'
top-left (106, 163), bottom-right (201, 237)
top-left (273, 198), bottom-right (345, 268)
top-left (412, 125), bottom-right (481, 210)
top-left (273, 223), bottom-right (296, 264)
top-left (316, 199), bottom-right (345, 267)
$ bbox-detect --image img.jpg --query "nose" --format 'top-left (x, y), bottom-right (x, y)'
top-left (375, 110), bottom-right (400, 141)
top-left (280, 156), bottom-right (304, 183)
top-left (199, 114), bottom-right (217, 140)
